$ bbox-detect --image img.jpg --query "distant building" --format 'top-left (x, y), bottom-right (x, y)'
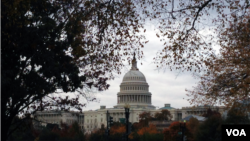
top-left (33, 110), bottom-right (84, 131)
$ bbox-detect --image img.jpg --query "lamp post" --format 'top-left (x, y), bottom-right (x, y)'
top-left (106, 110), bottom-right (110, 136)
top-left (179, 120), bottom-right (186, 141)
top-left (124, 103), bottom-right (130, 141)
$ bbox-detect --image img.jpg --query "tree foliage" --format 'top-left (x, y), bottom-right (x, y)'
top-left (139, 0), bottom-right (250, 72)
top-left (163, 121), bottom-right (180, 141)
top-left (110, 124), bottom-right (126, 135)
top-left (154, 109), bottom-right (172, 121)
top-left (137, 124), bottom-right (158, 136)
top-left (138, 112), bottom-right (153, 127)
top-left (2, 0), bottom-right (147, 140)
top-left (136, 132), bottom-right (163, 141)
top-left (224, 101), bottom-right (250, 124)
top-left (186, 14), bottom-right (250, 108)
top-left (186, 117), bottom-right (199, 141)
top-left (194, 115), bottom-right (222, 141)
top-left (87, 128), bottom-right (105, 141)
top-left (38, 122), bottom-right (85, 141)
top-left (8, 115), bottom-right (38, 141)
top-left (202, 108), bottom-right (221, 118)
top-left (129, 124), bottom-right (162, 141)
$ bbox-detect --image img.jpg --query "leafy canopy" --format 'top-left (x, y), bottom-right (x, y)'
top-left (2, 0), bottom-right (147, 140)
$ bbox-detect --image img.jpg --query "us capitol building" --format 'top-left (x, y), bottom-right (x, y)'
top-left (34, 55), bottom-right (225, 133)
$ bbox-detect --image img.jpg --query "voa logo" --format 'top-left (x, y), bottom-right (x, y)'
top-left (222, 125), bottom-right (249, 141)
top-left (226, 129), bottom-right (246, 136)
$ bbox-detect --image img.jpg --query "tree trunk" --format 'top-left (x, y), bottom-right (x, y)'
top-left (0, 115), bottom-right (10, 141)
top-left (2, 107), bottom-right (14, 141)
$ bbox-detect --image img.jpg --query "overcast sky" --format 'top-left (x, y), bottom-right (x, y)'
top-left (82, 24), bottom-right (200, 111)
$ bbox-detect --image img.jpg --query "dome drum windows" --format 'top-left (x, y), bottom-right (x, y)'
top-left (121, 85), bottom-right (149, 91)
top-left (118, 95), bottom-right (151, 104)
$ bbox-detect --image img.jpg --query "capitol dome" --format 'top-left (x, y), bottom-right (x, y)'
top-left (115, 53), bottom-right (155, 109)
top-left (122, 70), bottom-right (146, 82)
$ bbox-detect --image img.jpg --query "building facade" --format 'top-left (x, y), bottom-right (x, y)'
top-left (33, 110), bottom-right (84, 130)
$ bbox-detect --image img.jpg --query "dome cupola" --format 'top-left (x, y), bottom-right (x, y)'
top-left (115, 53), bottom-right (155, 109)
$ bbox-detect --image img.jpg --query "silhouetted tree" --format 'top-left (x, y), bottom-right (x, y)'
top-left (195, 115), bottom-right (222, 141)
top-left (138, 112), bottom-right (153, 127)
top-left (154, 109), bottom-right (172, 121)
top-left (2, 0), bottom-right (147, 140)
top-left (202, 108), bottom-right (221, 118)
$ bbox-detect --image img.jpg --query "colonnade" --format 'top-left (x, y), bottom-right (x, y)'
top-left (118, 95), bottom-right (151, 104)
top-left (121, 86), bottom-right (148, 91)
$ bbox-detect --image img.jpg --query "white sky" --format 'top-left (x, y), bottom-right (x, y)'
top-left (82, 24), bottom-right (200, 111)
